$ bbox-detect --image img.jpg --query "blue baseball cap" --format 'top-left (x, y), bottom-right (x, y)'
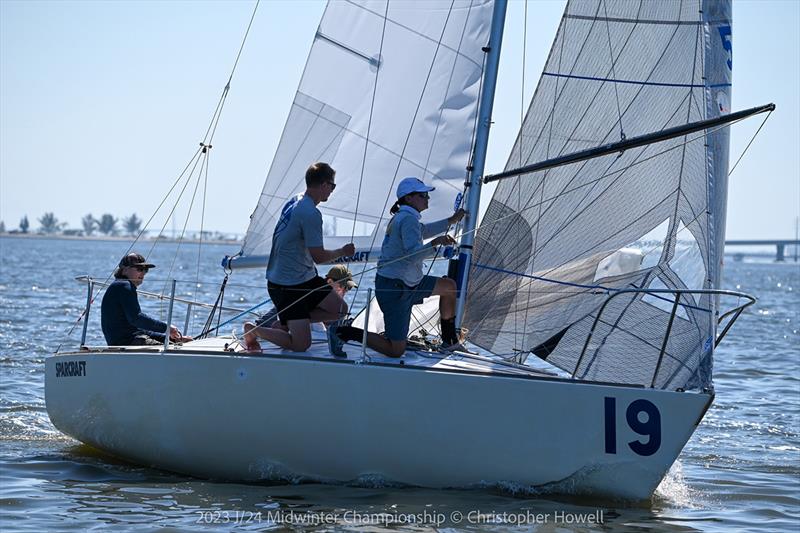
top-left (396, 177), bottom-right (435, 199)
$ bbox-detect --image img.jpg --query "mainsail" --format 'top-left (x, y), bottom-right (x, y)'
top-left (236, 0), bottom-right (495, 269)
top-left (465, 0), bottom-right (733, 390)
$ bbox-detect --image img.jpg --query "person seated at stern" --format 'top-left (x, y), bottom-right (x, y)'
top-left (101, 252), bottom-right (192, 346)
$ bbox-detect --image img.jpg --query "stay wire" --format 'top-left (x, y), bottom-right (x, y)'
top-left (60, 1), bottom-right (260, 348)
top-left (157, 150), bottom-right (211, 314)
top-left (515, 0), bottom-right (529, 352)
top-left (220, 107), bottom-right (768, 342)
top-left (191, 145), bottom-right (212, 336)
top-left (201, 0), bottom-right (260, 144)
top-left (728, 109), bottom-right (773, 177)
top-left (350, 1), bottom-right (389, 244)
top-left (602, 0), bottom-right (625, 140)
top-left (351, 0), bottom-right (458, 299)
top-left (56, 146), bottom-right (204, 350)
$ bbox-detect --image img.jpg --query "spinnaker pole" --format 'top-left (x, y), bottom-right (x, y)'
top-left (454, 0), bottom-right (508, 328)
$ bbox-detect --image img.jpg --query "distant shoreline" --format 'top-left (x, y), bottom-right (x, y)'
top-left (0, 233), bottom-right (242, 246)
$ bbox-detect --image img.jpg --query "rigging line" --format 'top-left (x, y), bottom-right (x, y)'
top-left (502, 0), bottom-right (573, 347)
top-left (145, 149), bottom-right (207, 261)
top-left (352, 0), bottom-right (459, 297)
top-left (139, 146), bottom-right (204, 256)
top-left (662, 44), bottom-right (704, 266)
top-left (192, 143), bottom-right (212, 336)
top-left (471, 262), bottom-right (711, 313)
top-left (503, 0), bottom-right (604, 198)
top-left (503, 2), bottom-right (673, 208)
top-left (514, 0), bottom-right (530, 351)
top-left (223, 128), bottom-right (735, 343)
top-left (350, 0), bottom-right (389, 243)
top-left (421, 0), bottom-right (476, 177)
top-left (416, 2), bottom-right (478, 301)
top-left (601, 0), bottom-right (625, 140)
top-left (201, 0), bottom-right (261, 143)
top-left (157, 153), bottom-right (210, 315)
top-left (471, 115), bottom-right (751, 271)
top-left (56, 147), bottom-right (205, 350)
top-left (728, 110), bottom-right (773, 177)
top-left (256, 110), bottom-right (344, 238)
top-left (283, 116), bottom-right (738, 301)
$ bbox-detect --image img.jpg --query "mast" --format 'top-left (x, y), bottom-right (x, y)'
top-left (454, 0), bottom-right (508, 328)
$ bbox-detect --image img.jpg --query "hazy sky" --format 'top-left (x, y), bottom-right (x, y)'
top-left (1, 0), bottom-right (798, 240)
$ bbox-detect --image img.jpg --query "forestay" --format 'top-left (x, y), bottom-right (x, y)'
top-left (465, 0), bottom-right (733, 390)
top-left (237, 0), bottom-right (494, 268)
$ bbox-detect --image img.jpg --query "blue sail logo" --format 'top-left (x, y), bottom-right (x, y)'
top-left (718, 25), bottom-right (733, 71)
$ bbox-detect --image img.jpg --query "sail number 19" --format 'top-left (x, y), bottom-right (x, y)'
top-left (604, 397), bottom-right (661, 456)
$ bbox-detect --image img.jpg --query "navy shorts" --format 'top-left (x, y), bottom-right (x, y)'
top-left (375, 274), bottom-right (438, 341)
top-left (267, 276), bottom-right (332, 324)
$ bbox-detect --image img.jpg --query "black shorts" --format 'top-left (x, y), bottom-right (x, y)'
top-left (267, 276), bottom-right (332, 324)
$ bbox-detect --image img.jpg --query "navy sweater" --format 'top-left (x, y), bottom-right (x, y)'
top-left (101, 280), bottom-right (168, 345)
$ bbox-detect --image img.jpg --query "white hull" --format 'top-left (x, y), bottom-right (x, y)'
top-left (45, 339), bottom-right (711, 500)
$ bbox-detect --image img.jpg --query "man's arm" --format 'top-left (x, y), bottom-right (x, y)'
top-left (303, 205), bottom-right (355, 264)
top-left (119, 283), bottom-right (168, 333)
top-left (308, 243), bottom-right (356, 264)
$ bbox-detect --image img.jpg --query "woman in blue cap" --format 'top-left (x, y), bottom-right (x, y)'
top-left (329, 177), bottom-right (465, 357)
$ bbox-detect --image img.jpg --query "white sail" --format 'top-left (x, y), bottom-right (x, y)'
top-left (465, 0), bottom-right (733, 390)
top-left (237, 0), bottom-right (494, 268)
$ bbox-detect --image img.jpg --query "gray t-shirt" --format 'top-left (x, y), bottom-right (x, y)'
top-left (266, 194), bottom-right (324, 285)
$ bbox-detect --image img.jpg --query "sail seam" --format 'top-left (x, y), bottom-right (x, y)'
top-left (541, 72), bottom-right (730, 88)
top-left (564, 14), bottom-right (715, 26)
top-left (342, 0), bottom-right (483, 70)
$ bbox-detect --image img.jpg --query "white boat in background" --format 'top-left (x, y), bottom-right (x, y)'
top-left (46, 0), bottom-right (769, 500)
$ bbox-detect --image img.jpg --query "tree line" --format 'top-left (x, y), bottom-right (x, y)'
top-left (1, 213), bottom-right (143, 236)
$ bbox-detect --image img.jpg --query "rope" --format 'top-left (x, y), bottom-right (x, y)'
top-left (728, 109), bottom-right (773, 177)
top-left (350, 0), bottom-right (459, 299)
top-left (602, 0), bottom-right (625, 140)
top-left (471, 262), bottom-right (711, 314)
top-left (192, 143), bottom-right (212, 335)
top-left (57, 2), bottom-right (261, 350)
top-left (350, 1), bottom-right (389, 243)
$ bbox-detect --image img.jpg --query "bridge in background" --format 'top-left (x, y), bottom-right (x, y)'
top-left (725, 240), bottom-right (799, 262)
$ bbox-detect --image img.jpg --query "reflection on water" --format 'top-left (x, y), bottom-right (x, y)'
top-left (1, 237), bottom-right (798, 532)
top-left (3, 442), bottom-right (714, 533)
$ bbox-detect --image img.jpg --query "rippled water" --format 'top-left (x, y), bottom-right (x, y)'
top-left (1, 236), bottom-right (798, 531)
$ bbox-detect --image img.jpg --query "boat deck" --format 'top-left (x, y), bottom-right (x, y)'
top-left (69, 327), bottom-right (559, 379)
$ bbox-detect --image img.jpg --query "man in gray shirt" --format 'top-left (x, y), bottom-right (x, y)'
top-left (244, 162), bottom-right (355, 352)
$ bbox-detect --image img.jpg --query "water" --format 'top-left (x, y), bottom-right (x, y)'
top-left (1, 236), bottom-right (798, 532)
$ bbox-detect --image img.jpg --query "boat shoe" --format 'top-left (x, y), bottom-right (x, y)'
top-left (326, 322), bottom-right (348, 358)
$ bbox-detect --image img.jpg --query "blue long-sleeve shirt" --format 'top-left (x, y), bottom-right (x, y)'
top-left (377, 205), bottom-right (449, 287)
top-left (101, 279), bottom-right (168, 345)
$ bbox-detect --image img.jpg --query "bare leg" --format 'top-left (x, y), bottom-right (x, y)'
top-left (363, 333), bottom-right (406, 358)
top-left (433, 277), bottom-right (457, 319)
top-left (245, 318), bottom-right (312, 352)
top-left (309, 290), bottom-right (348, 324)
top-left (243, 322), bottom-right (262, 351)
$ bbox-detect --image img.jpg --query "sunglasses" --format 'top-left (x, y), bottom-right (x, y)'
top-left (131, 265), bottom-right (149, 273)
top-left (416, 192), bottom-right (430, 199)
top-left (326, 181), bottom-right (337, 190)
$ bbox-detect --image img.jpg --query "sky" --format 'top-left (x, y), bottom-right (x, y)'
top-left (1, 0), bottom-right (798, 240)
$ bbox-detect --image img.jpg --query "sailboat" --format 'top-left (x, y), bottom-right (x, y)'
top-left (45, 0), bottom-right (770, 500)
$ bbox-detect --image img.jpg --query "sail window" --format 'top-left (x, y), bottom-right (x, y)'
top-left (593, 218), bottom-right (669, 281)
top-left (668, 221), bottom-right (705, 290)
